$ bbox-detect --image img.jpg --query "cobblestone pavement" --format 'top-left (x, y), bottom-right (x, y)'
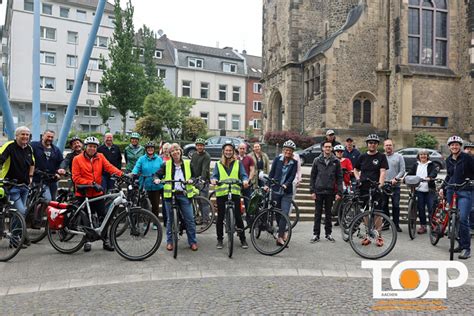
top-left (0, 222), bottom-right (473, 314)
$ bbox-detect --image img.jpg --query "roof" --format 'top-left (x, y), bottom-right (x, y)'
top-left (243, 53), bottom-right (263, 78)
top-left (52, 0), bottom-right (115, 13)
top-left (303, 3), bottom-right (364, 61)
top-left (171, 40), bottom-right (242, 61)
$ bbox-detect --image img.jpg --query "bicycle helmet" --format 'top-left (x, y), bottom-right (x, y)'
top-left (334, 144), bottom-right (345, 152)
top-left (282, 140), bottom-right (296, 150)
top-left (144, 141), bottom-right (155, 148)
top-left (464, 142), bottom-right (474, 149)
top-left (130, 132), bottom-right (141, 139)
top-left (365, 134), bottom-right (380, 143)
top-left (84, 136), bottom-right (100, 146)
top-left (195, 138), bottom-right (206, 145)
top-left (447, 135), bottom-right (463, 146)
top-left (69, 136), bottom-right (82, 146)
top-left (222, 140), bottom-right (235, 151)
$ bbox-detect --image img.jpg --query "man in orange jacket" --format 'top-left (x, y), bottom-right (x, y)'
top-left (72, 136), bottom-right (123, 252)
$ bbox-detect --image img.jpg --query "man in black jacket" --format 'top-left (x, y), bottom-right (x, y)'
top-left (98, 133), bottom-right (122, 192)
top-left (309, 141), bottom-right (343, 243)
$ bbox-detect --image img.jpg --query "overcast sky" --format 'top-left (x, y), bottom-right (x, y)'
top-left (0, 0), bottom-right (263, 56)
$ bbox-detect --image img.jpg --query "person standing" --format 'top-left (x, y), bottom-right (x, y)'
top-left (309, 141), bottom-right (343, 243)
top-left (464, 143), bottom-right (474, 232)
top-left (98, 133), bottom-right (122, 192)
top-left (320, 129), bottom-right (341, 148)
top-left (382, 139), bottom-right (405, 232)
top-left (190, 138), bottom-right (211, 223)
top-left (237, 143), bottom-right (255, 211)
top-left (60, 136), bottom-right (83, 172)
top-left (250, 142), bottom-right (270, 188)
top-left (124, 132), bottom-right (145, 173)
top-left (343, 137), bottom-right (361, 167)
top-left (30, 129), bottom-right (65, 201)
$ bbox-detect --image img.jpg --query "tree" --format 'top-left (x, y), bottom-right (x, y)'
top-left (97, 99), bottom-right (112, 132)
top-left (100, 0), bottom-right (147, 135)
top-left (138, 25), bottom-right (163, 95)
top-left (182, 117), bottom-right (208, 141)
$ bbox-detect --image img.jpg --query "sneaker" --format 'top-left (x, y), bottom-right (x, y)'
top-left (102, 240), bottom-right (115, 252)
top-left (376, 237), bottom-right (384, 247)
top-left (83, 242), bottom-right (91, 252)
top-left (361, 237), bottom-right (371, 246)
top-left (451, 246), bottom-right (462, 253)
top-left (417, 226), bottom-right (427, 234)
top-left (190, 243), bottom-right (198, 251)
top-left (325, 235), bottom-right (336, 242)
top-left (241, 240), bottom-right (249, 249)
top-left (310, 235), bottom-right (320, 243)
top-left (216, 240), bottom-right (223, 249)
top-left (166, 243), bottom-right (173, 251)
top-left (459, 249), bottom-right (471, 259)
top-left (396, 225), bottom-right (403, 233)
top-left (334, 221), bottom-right (340, 227)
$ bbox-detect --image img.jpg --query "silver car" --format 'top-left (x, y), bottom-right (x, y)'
top-left (395, 148), bottom-right (446, 172)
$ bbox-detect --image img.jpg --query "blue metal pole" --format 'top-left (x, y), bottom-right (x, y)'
top-left (31, 0), bottom-right (41, 141)
top-left (57, 0), bottom-right (107, 151)
top-left (0, 73), bottom-right (15, 139)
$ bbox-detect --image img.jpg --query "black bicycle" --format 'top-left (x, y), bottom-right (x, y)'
top-left (191, 178), bottom-right (216, 234)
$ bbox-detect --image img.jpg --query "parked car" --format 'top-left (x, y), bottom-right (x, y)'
top-left (183, 136), bottom-right (249, 159)
top-left (295, 144), bottom-right (321, 166)
top-left (395, 148), bottom-right (446, 172)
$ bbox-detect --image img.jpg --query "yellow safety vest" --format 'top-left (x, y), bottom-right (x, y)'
top-left (163, 159), bottom-right (196, 199)
top-left (215, 160), bottom-right (241, 197)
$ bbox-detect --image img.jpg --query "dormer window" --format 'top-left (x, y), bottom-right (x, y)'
top-left (188, 57), bottom-right (204, 69)
top-left (154, 50), bottom-right (163, 59)
top-left (223, 63), bottom-right (237, 73)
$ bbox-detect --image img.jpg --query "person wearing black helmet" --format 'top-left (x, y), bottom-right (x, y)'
top-left (59, 136), bottom-right (84, 172)
top-left (464, 142), bottom-right (474, 156)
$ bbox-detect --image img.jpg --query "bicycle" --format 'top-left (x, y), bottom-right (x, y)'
top-left (0, 179), bottom-right (28, 262)
top-left (338, 183), bottom-right (363, 242)
top-left (192, 178), bottom-right (216, 234)
top-left (46, 175), bottom-right (162, 261)
top-left (348, 179), bottom-right (397, 259)
top-left (404, 175), bottom-right (430, 240)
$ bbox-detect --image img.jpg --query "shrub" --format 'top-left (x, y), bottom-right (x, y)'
top-left (264, 131), bottom-right (315, 149)
top-left (181, 117), bottom-right (208, 141)
top-left (414, 132), bottom-right (438, 149)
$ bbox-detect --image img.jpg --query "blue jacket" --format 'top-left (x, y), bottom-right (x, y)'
top-left (343, 147), bottom-right (361, 167)
top-left (444, 152), bottom-right (474, 191)
top-left (268, 156), bottom-right (297, 195)
top-left (132, 154), bottom-right (164, 191)
top-left (30, 141), bottom-right (63, 183)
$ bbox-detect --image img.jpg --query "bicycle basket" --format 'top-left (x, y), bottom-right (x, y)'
top-left (404, 175), bottom-right (422, 186)
top-left (247, 188), bottom-right (265, 215)
top-left (47, 202), bottom-right (70, 230)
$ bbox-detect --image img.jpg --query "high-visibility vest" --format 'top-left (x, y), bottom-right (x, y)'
top-left (215, 160), bottom-right (241, 197)
top-left (163, 159), bottom-right (196, 198)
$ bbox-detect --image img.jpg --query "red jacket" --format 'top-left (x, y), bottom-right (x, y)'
top-left (340, 158), bottom-right (353, 186)
top-left (72, 152), bottom-right (123, 197)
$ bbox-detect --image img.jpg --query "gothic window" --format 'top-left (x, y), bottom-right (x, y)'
top-left (309, 66), bottom-right (314, 98)
top-left (352, 97), bottom-right (372, 124)
top-left (314, 63), bottom-right (321, 94)
top-left (408, 0), bottom-right (448, 66)
top-left (304, 68), bottom-right (310, 100)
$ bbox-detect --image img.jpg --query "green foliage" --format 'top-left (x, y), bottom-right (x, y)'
top-left (414, 132), bottom-right (438, 149)
top-left (245, 126), bottom-right (255, 139)
top-left (182, 117), bottom-right (208, 141)
top-left (100, 0), bottom-right (147, 135)
top-left (138, 25), bottom-right (163, 94)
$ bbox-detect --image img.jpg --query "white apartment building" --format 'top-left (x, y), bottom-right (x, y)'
top-left (2, 0), bottom-right (134, 134)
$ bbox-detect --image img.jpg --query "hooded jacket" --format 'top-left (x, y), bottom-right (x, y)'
top-left (309, 153), bottom-right (343, 195)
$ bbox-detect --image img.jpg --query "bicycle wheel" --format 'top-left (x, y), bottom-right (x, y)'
top-left (289, 200), bottom-right (300, 229)
top-left (251, 208), bottom-right (291, 256)
top-left (449, 212), bottom-right (457, 261)
top-left (111, 207), bottom-right (162, 261)
top-left (0, 210), bottom-right (26, 262)
top-left (340, 201), bottom-right (361, 242)
top-left (225, 206), bottom-right (235, 258)
top-left (348, 211), bottom-right (397, 260)
top-left (172, 207), bottom-right (179, 259)
top-left (407, 198), bottom-right (417, 240)
top-left (193, 196), bottom-right (215, 234)
top-left (428, 217), bottom-right (442, 246)
top-left (141, 197), bottom-right (152, 211)
top-left (47, 210), bottom-right (85, 254)
top-left (27, 200), bottom-right (49, 243)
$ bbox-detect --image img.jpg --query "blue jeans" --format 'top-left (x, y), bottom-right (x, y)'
top-left (102, 173), bottom-right (116, 193)
top-left (273, 192), bottom-right (293, 237)
top-left (416, 191), bottom-right (435, 226)
top-left (8, 186), bottom-right (29, 217)
top-left (447, 189), bottom-right (473, 251)
top-left (35, 182), bottom-right (58, 202)
top-left (164, 195), bottom-right (197, 246)
top-left (470, 190), bottom-right (474, 230)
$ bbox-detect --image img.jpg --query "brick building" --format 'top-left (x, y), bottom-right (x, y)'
top-left (243, 53), bottom-right (264, 137)
top-left (262, 0), bottom-right (474, 147)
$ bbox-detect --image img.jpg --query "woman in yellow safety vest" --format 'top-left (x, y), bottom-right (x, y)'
top-left (154, 143), bottom-right (198, 252)
top-left (210, 141), bottom-right (250, 250)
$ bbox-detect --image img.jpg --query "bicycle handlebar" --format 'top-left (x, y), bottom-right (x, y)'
top-left (0, 179), bottom-right (29, 189)
top-left (442, 179), bottom-right (474, 190)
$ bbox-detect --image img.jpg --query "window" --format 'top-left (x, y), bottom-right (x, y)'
top-left (218, 85), bottom-right (227, 101)
top-left (40, 77), bottom-right (55, 90)
top-left (67, 55), bottom-right (78, 68)
top-left (314, 63), bottom-right (321, 94)
top-left (88, 82), bottom-right (105, 94)
top-left (408, 0), bottom-right (448, 66)
top-left (60, 7), bottom-right (70, 18)
top-left (200, 112), bottom-right (209, 126)
top-left (223, 63), bottom-right (237, 73)
top-left (182, 80), bottom-right (191, 97)
top-left (232, 86), bottom-right (240, 102)
top-left (253, 101), bottom-right (262, 112)
top-left (84, 108), bottom-right (98, 117)
top-left (218, 114), bottom-right (227, 130)
top-left (154, 50), bottom-right (162, 59)
top-left (40, 27), bottom-right (56, 40)
top-left (40, 51), bottom-right (55, 65)
top-left (95, 36), bottom-right (108, 48)
top-left (88, 58), bottom-right (100, 70)
top-left (352, 98), bottom-right (372, 124)
top-left (253, 119), bottom-right (262, 130)
top-left (67, 31), bottom-right (78, 44)
top-left (76, 10), bottom-right (87, 21)
top-left (231, 115), bottom-right (240, 130)
top-left (66, 79), bottom-right (74, 91)
top-left (158, 69), bottom-right (166, 79)
top-left (200, 82), bottom-right (209, 99)
top-left (24, 0), bottom-right (34, 11)
top-left (412, 116), bottom-right (448, 128)
top-left (108, 15), bottom-right (115, 26)
top-left (42, 3), bottom-right (52, 15)
top-left (188, 58), bottom-right (204, 69)
top-left (63, 107), bottom-right (79, 115)
top-left (253, 83), bottom-right (263, 94)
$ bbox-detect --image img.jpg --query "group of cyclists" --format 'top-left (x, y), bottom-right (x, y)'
top-left (0, 125), bottom-right (473, 260)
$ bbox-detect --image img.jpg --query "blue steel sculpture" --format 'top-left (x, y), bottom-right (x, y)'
top-left (56, 0), bottom-right (107, 151)
top-left (31, 0), bottom-right (41, 141)
top-left (0, 73), bottom-right (15, 139)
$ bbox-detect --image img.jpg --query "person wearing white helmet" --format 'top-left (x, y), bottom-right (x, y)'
top-left (440, 136), bottom-right (474, 259)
